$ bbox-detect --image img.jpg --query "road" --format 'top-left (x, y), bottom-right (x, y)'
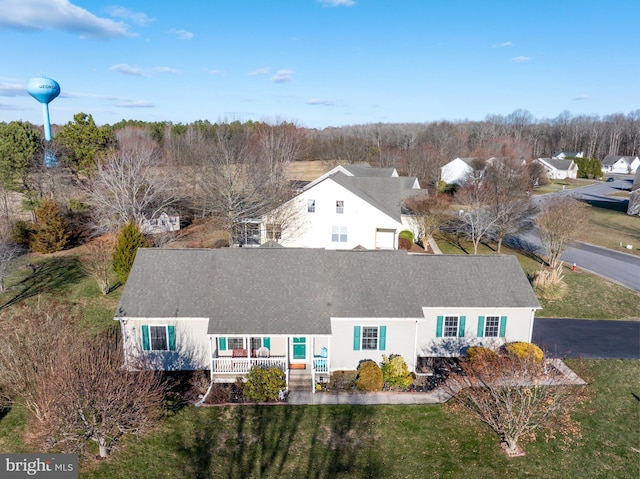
top-left (507, 175), bottom-right (640, 292)
top-left (532, 318), bottom-right (640, 359)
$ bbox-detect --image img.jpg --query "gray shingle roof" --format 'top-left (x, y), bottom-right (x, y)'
top-left (538, 158), bottom-right (575, 171)
top-left (602, 155), bottom-right (637, 166)
top-left (342, 164), bottom-right (397, 177)
top-left (116, 249), bottom-right (540, 336)
top-left (329, 173), bottom-right (422, 222)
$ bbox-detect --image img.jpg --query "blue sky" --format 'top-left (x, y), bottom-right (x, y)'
top-left (0, 0), bottom-right (638, 129)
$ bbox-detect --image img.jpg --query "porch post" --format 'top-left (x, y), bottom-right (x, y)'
top-left (285, 336), bottom-right (290, 390)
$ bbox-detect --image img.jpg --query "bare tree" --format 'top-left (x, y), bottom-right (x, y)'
top-left (87, 127), bottom-right (177, 232)
top-left (49, 330), bottom-right (165, 458)
top-left (79, 234), bottom-right (116, 294)
top-left (483, 160), bottom-right (537, 253)
top-left (536, 195), bottom-right (589, 270)
top-left (0, 297), bottom-right (166, 459)
top-left (455, 181), bottom-right (503, 255)
top-left (0, 220), bottom-right (21, 293)
top-left (444, 349), bottom-right (580, 455)
top-left (403, 193), bottom-right (452, 248)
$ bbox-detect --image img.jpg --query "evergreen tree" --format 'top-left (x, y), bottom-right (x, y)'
top-left (29, 199), bottom-right (68, 254)
top-left (113, 221), bottom-right (148, 284)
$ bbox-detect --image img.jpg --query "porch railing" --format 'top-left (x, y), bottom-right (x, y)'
top-left (211, 356), bottom-right (287, 374)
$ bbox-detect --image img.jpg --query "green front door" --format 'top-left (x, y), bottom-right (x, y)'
top-left (292, 337), bottom-right (306, 360)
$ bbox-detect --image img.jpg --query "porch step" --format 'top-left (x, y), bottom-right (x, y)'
top-left (288, 371), bottom-right (313, 392)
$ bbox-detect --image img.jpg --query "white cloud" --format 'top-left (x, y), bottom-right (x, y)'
top-left (318, 0), bottom-right (355, 6)
top-left (512, 56), bottom-right (532, 62)
top-left (492, 41), bottom-right (512, 48)
top-left (0, 82), bottom-right (28, 97)
top-left (109, 64), bottom-right (148, 77)
top-left (307, 98), bottom-right (334, 106)
top-left (105, 6), bottom-right (154, 26)
top-left (0, 0), bottom-right (130, 39)
top-left (573, 95), bottom-right (590, 101)
top-left (209, 70), bottom-right (222, 75)
top-left (170, 28), bottom-right (194, 40)
top-left (272, 69), bottom-right (294, 83)
top-left (153, 66), bottom-right (180, 74)
top-left (248, 67), bottom-right (270, 76)
top-left (112, 99), bottom-right (154, 108)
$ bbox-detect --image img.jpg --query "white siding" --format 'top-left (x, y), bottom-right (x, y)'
top-left (119, 317), bottom-right (210, 370)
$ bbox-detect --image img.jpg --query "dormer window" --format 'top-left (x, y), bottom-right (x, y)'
top-left (336, 200), bottom-right (344, 214)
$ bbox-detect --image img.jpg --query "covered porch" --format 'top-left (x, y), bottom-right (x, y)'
top-left (209, 334), bottom-right (330, 392)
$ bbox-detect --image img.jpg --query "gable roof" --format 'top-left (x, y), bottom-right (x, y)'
top-left (329, 173), bottom-right (422, 222)
top-left (602, 155), bottom-right (638, 166)
top-left (116, 249), bottom-right (541, 336)
top-left (536, 158), bottom-right (576, 171)
top-left (303, 163), bottom-right (397, 191)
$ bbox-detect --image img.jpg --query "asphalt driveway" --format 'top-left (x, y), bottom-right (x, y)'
top-left (532, 318), bottom-right (640, 359)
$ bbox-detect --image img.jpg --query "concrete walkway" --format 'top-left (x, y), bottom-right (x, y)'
top-left (286, 359), bottom-right (585, 405)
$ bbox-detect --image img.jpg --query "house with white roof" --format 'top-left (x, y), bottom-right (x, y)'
top-left (114, 248), bottom-right (541, 392)
top-left (260, 164), bottom-right (425, 250)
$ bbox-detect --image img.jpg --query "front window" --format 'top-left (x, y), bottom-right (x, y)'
top-left (361, 327), bottom-right (378, 350)
top-left (336, 200), bottom-right (344, 214)
top-left (150, 326), bottom-right (168, 350)
top-left (227, 337), bottom-right (244, 350)
top-left (307, 199), bottom-right (316, 213)
top-left (444, 316), bottom-right (458, 337)
top-left (484, 316), bottom-right (500, 337)
top-left (331, 226), bottom-right (347, 243)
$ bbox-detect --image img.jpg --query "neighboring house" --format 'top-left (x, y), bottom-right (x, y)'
top-left (261, 164), bottom-right (424, 250)
top-left (601, 155), bottom-right (640, 174)
top-left (552, 151), bottom-right (583, 160)
top-left (114, 248), bottom-right (541, 392)
top-left (140, 212), bottom-right (180, 235)
top-left (439, 157), bottom-right (499, 186)
top-left (533, 158), bottom-right (578, 180)
top-left (440, 157), bottom-right (476, 186)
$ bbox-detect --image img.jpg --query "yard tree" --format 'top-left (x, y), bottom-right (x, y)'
top-left (113, 221), bottom-right (148, 284)
top-left (444, 346), bottom-right (581, 455)
top-left (0, 121), bottom-right (42, 192)
top-left (536, 195), bottom-right (589, 271)
top-left (455, 180), bottom-right (502, 255)
top-left (483, 160), bottom-right (537, 253)
top-left (49, 329), bottom-right (165, 458)
top-left (87, 126), bottom-right (177, 232)
top-left (80, 234), bottom-right (116, 294)
top-left (200, 122), bottom-right (265, 246)
top-left (29, 198), bottom-right (69, 254)
top-left (56, 112), bottom-right (114, 173)
top-left (403, 192), bottom-right (452, 248)
top-left (0, 221), bottom-right (21, 293)
top-left (0, 297), bottom-right (166, 459)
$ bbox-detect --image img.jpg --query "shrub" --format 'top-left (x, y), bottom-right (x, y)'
top-left (113, 221), bottom-right (149, 284)
top-left (243, 366), bottom-right (286, 402)
top-left (11, 220), bottom-right (32, 246)
top-left (505, 342), bottom-right (544, 363)
top-left (466, 346), bottom-right (498, 362)
top-left (398, 230), bottom-right (414, 250)
top-left (29, 199), bottom-right (69, 253)
top-left (356, 360), bottom-right (383, 392)
top-left (381, 354), bottom-right (412, 389)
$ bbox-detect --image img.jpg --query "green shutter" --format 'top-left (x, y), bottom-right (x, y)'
top-left (141, 325), bottom-right (150, 351)
top-left (379, 326), bottom-right (386, 351)
top-left (353, 326), bottom-right (361, 350)
top-left (263, 337), bottom-right (270, 349)
top-left (499, 316), bottom-right (507, 337)
top-left (458, 316), bottom-right (466, 338)
top-left (477, 316), bottom-right (485, 337)
top-left (167, 326), bottom-right (176, 351)
top-left (219, 337), bottom-right (227, 351)
top-left (436, 316), bottom-right (443, 337)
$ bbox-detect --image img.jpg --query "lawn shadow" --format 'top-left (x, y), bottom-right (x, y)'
top-left (1, 256), bottom-right (86, 309)
top-left (581, 198), bottom-right (629, 213)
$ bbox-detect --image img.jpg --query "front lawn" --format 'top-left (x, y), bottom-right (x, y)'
top-left (65, 359), bottom-right (633, 478)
